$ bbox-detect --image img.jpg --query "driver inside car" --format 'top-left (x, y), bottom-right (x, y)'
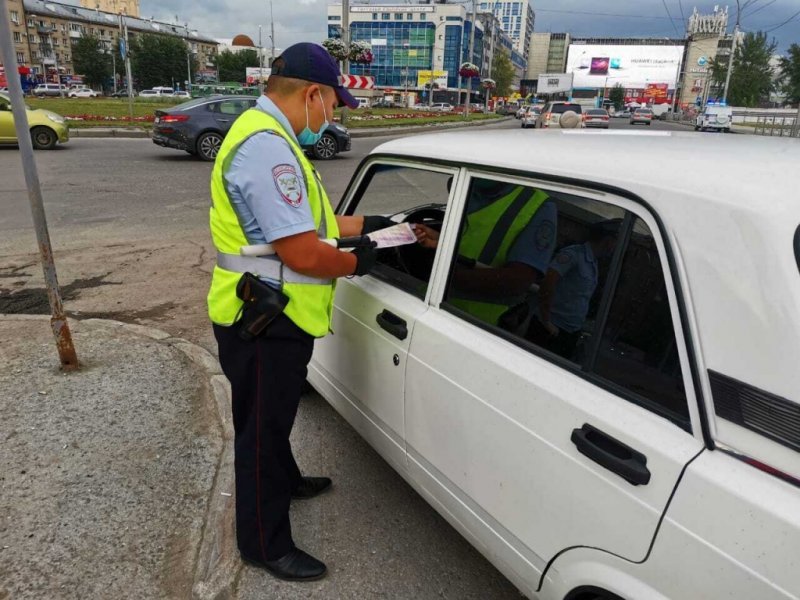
top-left (414, 178), bottom-right (558, 327)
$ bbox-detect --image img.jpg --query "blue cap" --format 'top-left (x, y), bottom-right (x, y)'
top-left (272, 42), bottom-right (358, 109)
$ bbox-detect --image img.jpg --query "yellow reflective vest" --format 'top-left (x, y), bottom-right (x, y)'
top-left (207, 108), bottom-right (339, 338)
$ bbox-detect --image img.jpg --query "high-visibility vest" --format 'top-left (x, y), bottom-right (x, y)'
top-left (449, 186), bottom-right (549, 325)
top-left (207, 108), bottom-right (339, 338)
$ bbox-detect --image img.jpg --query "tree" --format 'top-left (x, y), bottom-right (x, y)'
top-left (779, 44), bottom-right (800, 105)
top-left (491, 48), bottom-right (514, 97)
top-left (609, 83), bottom-right (625, 110)
top-left (708, 31), bottom-right (777, 107)
top-left (213, 49), bottom-right (259, 83)
top-left (130, 33), bottom-right (198, 90)
top-left (72, 34), bottom-right (110, 89)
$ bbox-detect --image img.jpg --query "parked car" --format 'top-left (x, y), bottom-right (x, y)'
top-left (0, 92), bottom-right (69, 149)
top-left (429, 102), bottom-right (454, 112)
top-left (535, 101), bottom-right (584, 128)
top-left (695, 104), bottom-right (733, 133)
top-left (495, 104), bottom-right (514, 116)
top-left (33, 83), bottom-right (67, 97)
top-left (520, 105), bottom-right (541, 129)
top-left (584, 108), bottom-right (610, 128)
top-left (373, 100), bottom-right (400, 109)
top-left (630, 108), bottom-right (654, 125)
top-left (613, 109), bottom-right (631, 118)
top-left (110, 88), bottom-right (136, 98)
top-left (68, 86), bottom-right (98, 98)
top-left (356, 97), bottom-right (371, 109)
top-left (172, 90), bottom-right (191, 99)
top-left (151, 95), bottom-right (351, 161)
top-left (309, 130), bottom-right (800, 600)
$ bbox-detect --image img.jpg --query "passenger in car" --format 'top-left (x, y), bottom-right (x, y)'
top-left (415, 179), bottom-right (557, 327)
top-left (527, 220), bottom-right (620, 359)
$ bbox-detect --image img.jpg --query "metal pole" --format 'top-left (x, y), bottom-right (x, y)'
top-left (721, 0), bottom-right (740, 105)
top-left (185, 25), bottom-right (192, 95)
top-left (341, 0), bottom-right (350, 125)
top-left (112, 50), bottom-right (117, 95)
top-left (270, 0), bottom-right (275, 65)
top-left (670, 48), bottom-right (683, 119)
top-left (464, 0), bottom-right (477, 119)
top-left (0, 0), bottom-right (79, 370)
top-left (122, 16), bottom-right (134, 121)
top-left (258, 25), bottom-right (264, 94)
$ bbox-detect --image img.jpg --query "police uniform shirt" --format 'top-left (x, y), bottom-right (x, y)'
top-left (466, 193), bottom-right (557, 276)
top-left (224, 96), bottom-right (316, 285)
top-left (545, 242), bottom-right (599, 333)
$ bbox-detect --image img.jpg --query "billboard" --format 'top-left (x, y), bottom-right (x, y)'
top-left (417, 70), bottom-right (448, 89)
top-left (566, 44), bottom-right (683, 89)
top-left (644, 83), bottom-right (669, 99)
top-left (246, 67), bottom-right (271, 85)
top-left (537, 73), bottom-right (574, 94)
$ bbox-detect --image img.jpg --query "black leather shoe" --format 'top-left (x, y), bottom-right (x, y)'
top-left (292, 476), bottom-right (332, 499)
top-left (243, 548), bottom-right (327, 581)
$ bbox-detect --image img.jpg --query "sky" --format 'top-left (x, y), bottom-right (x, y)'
top-left (62, 0), bottom-right (800, 53)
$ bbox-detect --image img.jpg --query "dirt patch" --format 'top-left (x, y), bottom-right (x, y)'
top-left (0, 274), bottom-right (119, 314)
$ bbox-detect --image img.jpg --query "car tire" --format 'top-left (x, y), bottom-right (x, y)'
top-left (31, 126), bottom-right (57, 150)
top-left (312, 133), bottom-right (338, 160)
top-left (694, 125), bottom-right (700, 131)
top-left (196, 131), bottom-right (223, 162)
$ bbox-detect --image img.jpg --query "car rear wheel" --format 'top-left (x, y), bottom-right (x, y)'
top-left (312, 133), bottom-right (338, 160)
top-left (196, 131), bottom-right (223, 162)
top-left (31, 126), bottom-right (57, 150)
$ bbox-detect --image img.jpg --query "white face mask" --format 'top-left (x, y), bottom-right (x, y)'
top-left (297, 91), bottom-right (329, 145)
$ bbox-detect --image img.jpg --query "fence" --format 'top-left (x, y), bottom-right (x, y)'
top-left (748, 113), bottom-right (798, 137)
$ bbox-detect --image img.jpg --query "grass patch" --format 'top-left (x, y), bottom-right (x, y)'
top-left (26, 97), bottom-right (181, 122)
top-left (340, 112), bottom-right (504, 129)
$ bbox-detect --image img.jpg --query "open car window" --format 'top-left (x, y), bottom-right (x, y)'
top-left (344, 162), bottom-right (457, 299)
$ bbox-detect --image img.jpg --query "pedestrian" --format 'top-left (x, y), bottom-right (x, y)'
top-left (208, 42), bottom-right (394, 581)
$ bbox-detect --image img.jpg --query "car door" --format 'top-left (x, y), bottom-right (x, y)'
top-left (404, 170), bottom-right (705, 589)
top-left (211, 98), bottom-right (256, 134)
top-left (309, 160), bottom-right (458, 471)
top-left (0, 96), bottom-right (15, 141)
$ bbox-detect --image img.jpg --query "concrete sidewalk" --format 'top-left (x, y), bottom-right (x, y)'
top-left (0, 316), bottom-right (235, 600)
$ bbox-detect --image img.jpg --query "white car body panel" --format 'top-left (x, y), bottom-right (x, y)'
top-left (308, 130), bottom-right (800, 599)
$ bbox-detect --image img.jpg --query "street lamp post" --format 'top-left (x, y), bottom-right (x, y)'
top-left (722, 0), bottom-right (741, 104)
top-left (184, 24), bottom-right (193, 95)
top-left (464, 0), bottom-right (477, 119)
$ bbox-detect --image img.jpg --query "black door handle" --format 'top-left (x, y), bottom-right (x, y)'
top-left (571, 423), bottom-right (651, 486)
top-left (376, 309), bottom-right (407, 340)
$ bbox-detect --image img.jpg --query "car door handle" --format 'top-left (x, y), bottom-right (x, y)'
top-left (216, 118), bottom-right (231, 123)
top-left (376, 310), bottom-right (407, 340)
top-left (571, 423), bottom-right (651, 486)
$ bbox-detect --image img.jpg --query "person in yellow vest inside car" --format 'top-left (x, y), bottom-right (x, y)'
top-left (414, 178), bottom-right (557, 328)
top-left (208, 43), bottom-right (394, 582)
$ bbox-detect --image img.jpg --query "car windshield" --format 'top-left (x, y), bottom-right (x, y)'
top-left (636, 109), bottom-right (653, 114)
top-left (551, 104), bottom-right (582, 114)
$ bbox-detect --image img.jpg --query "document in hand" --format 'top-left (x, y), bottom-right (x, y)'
top-left (367, 222), bottom-right (419, 249)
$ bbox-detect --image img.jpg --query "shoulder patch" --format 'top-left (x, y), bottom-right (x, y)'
top-left (556, 252), bottom-right (572, 265)
top-left (272, 164), bottom-right (303, 207)
top-left (535, 220), bottom-right (555, 251)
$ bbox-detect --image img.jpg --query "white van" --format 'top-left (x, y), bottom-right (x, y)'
top-left (356, 97), bottom-right (370, 109)
top-left (696, 103), bottom-right (733, 132)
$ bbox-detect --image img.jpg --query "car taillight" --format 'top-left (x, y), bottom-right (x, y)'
top-left (160, 114), bottom-right (190, 123)
top-left (603, 115), bottom-right (609, 120)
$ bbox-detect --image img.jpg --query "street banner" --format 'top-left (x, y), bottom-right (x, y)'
top-left (645, 83), bottom-right (669, 99)
top-left (416, 70), bottom-right (448, 89)
top-left (537, 73), bottom-right (574, 94)
top-left (246, 67), bottom-right (271, 85)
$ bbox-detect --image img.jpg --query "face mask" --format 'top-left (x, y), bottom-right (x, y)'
top-left (297, 91), bottom-right (329, 146)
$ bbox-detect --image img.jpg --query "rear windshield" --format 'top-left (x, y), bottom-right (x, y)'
top-left (587, 109), bottom-right (607, 115)
top-left (636, 109), bottom-right (653, 114)
top-left (552, 103), bottom-right (582, 114)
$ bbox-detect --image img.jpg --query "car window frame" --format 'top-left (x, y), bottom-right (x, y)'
top-left (440, 167), bottom-right (703, 434)
top-left (337, 157), bottom-right (461, 303)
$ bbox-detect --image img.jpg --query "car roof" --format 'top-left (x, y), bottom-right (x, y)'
top-left (372, 130), bottom-right (799, 217)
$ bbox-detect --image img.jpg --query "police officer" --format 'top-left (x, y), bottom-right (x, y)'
top-left (527, 220), bottom-right (620, 359)
top-left (415, 179), bottom-right (557, 327)
top-left (208, 43), bottom-right (392, 581)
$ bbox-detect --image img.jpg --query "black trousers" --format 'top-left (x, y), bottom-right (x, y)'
top-left (527, 316), bottom-right (582, 361)
top-left (213, 314), bottom-right (314, 562)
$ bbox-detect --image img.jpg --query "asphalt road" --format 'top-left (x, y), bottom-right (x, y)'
top-left (0, 115), bottom-right (692, 599)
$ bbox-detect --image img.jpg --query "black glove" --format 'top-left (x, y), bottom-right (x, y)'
top-left (352, 245), bottom-right (378, 276)
top-left (361, 215), bottom-right (395, 235)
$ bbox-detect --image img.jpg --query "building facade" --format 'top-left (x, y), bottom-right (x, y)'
top-left (478, 0), bottom-right (534, 60)
top-left (79, 0), bottom-right (139, 18)
top-left (524, 32), bottom-right (570, 80)
top-left (1, 0), bottom-right (217, 89)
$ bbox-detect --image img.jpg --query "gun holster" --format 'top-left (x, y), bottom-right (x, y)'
top-left (235, 272), bottom-right (290, 341)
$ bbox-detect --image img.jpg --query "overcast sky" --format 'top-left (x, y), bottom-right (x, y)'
top-left (64, 0), bottom-right (800, 53)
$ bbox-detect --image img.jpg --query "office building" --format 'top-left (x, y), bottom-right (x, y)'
top-left (478, 0), bottom-right (534, 59)
top-left (79, 0), bottom-right (139, 18)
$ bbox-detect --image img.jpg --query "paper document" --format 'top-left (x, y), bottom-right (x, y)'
top-left (367, 223), bottom-right (418, 249)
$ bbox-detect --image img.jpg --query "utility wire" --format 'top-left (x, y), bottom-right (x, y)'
top-left (660, 0), bottom-right (682, 36)
top-left (764, 8), bottom-right (800, 32)
top-left (743, 0), bottom-right (777, 18)
top-left (677, 0), bottom-right (686, 27)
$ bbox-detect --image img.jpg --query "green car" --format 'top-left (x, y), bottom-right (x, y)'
top-left (0, 92), bottom-right (70, 149)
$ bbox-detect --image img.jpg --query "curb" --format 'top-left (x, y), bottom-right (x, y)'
top-left (0, 314), bottom-right (238, 600)
top-left (67, 116), bottom-right (513, 140)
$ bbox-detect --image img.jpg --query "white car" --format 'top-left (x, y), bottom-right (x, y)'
top-left (520, 105), bottom-right (541, 128)
top-left (68, 87), bottom-right (98, 98)
top-left (696, 104), bottom-right (733, 132)
top-left (172, 90), bottom-right (191, 99)
top-left (429, 102), bottom-right (454, 112)
top-left (310, 131), bottom-right (800, 600)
